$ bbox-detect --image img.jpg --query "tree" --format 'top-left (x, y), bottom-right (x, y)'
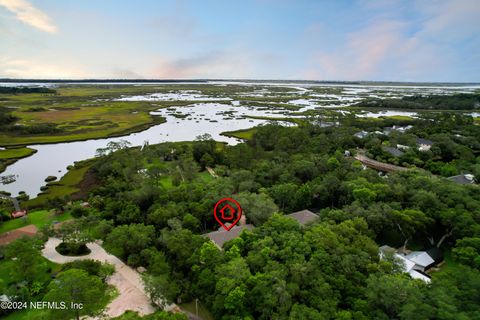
top-left (235, 192), bottom-right (278, 226)
top-left (389, 209), bottom-right (433, 249)
top-left (365, 274), bottom-right (426, 319)
top-left (44, 269), bottom-right (106, 320)
top-left (5, 238), bottom-right (48, 285)
top-left (104, 224), bottom-right (155, 263)
top-left (55, 220), bottom-right (93, 254)
top-left (452, 237), bottom-right (480, 269)
top-left (143, 274), bottom-right (180, 308)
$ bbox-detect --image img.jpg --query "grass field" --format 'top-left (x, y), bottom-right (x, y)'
top-left (221, 127), bottom-right (258, 140)
top-left (381, 115), bottom-right (415, 121)
top-left (0, 86), bottom-right (173, 146)
top-left (0, 147), bottom-right (37, 160)
top-left (0, 147), bottom-right (37, 173)
top-left (0, 209), bottom-right (72, 235)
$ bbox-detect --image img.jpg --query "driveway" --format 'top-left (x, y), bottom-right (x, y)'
top-left (42, 238), bottom-right (177, 318)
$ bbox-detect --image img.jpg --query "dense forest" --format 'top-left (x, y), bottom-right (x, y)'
top-left (2, 112), bottom-right (480, 319)
top-left (0, 86), bottom-right (56, 94)
top-left (356, 93), bottom-right (480, 110)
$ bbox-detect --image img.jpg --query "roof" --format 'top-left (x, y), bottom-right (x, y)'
top-left (405, 251), bottom-right (435, 268)
top-left (286, 209), bottom-right (318, 226)
top-left (416, 138), bottom-right (434, 146)
top-left (409, 269), bottom-right (431, 283)
top-left (395, 253), bottom-right (416, 272)
top-left (354, 131), bottom-right (369, 139)
top-left (447, 174), bottom-right (475, 185)
top-left (382, 146), bottom-right (404, 157)
top-left (205, 224), bottom-right (255, 248)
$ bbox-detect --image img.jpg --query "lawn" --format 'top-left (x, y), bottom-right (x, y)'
top-left (432, 249), bottom-right (462, 276)
top-left (0, 210), bottom-right (72, 235)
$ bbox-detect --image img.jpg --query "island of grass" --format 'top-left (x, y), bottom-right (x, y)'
top-left (221, 127), bottom-right (258, 140)
top-left (0, 147), bottom-right (37, 173)
top-left (26, 158), bottom-right (97, 208)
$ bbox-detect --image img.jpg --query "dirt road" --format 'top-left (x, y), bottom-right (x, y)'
top-left (42, 237), bottom-right (177, 318)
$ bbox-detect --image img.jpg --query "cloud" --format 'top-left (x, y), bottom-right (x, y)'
top-left (153, 51), bottom-right (261, 79)
top-left (309, 19), bottom-right (406, 80)
top-left (417, 0), bottom-right (480, 40)
top-left (0, 0), bottom-right (57, 33)
top-left (303, 0), bottom-right (480, 82)
top-left (0, 56), bottom-right (86, 78)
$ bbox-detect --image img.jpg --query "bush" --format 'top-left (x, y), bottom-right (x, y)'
top-left (44, 176), bottom-right (57, 182)
top-left (70, 206), bottom-right (89, 218)
top-left (55, 242), bottom-right (91, 256)
top-left (62, 259), bottom-right (114, 280)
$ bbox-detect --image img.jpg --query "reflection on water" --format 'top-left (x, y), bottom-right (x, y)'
top-left (1, 81), bottom-right (479, 197)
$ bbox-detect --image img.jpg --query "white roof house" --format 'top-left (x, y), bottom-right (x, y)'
top-left (409, 270), bottom-right (432, 282)
top-left (379, 245), bottom-right (433, 283)
top-left (405, 251), bottom-right (435, 271)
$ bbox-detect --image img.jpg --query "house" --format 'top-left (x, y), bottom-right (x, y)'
top-left (396, 144), bottom-right (411, 151)
top-left (404, 251), bottom-right (435, 271)
top-left (416, 138), bottom-right (434, 151)
top-left (382, 146), bottom-right (404, 157)
top-left (354, 131), bottom-right (369, 139)
top-left (205, 224), bottom-right (255, 249)
top-left (11, 210), bottom-right (27, 219)
top-left (379, 245), bottom-right (443, 283)
top-left (383, 125), bottom-right (413, 136)
top-left (286, 209), bottom-right (318, 226)
top-left (447, 174), bottom-right (475, 185)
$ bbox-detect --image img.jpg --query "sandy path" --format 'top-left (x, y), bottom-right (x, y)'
top-left (42, 238), bottom-right (170, 318)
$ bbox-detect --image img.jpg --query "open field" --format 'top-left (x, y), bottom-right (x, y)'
top-left (0, 209), bottom-right (72, 234)
top-left (0, 86), bottom-right (182, 146)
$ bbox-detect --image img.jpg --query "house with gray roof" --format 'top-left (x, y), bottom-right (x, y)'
top-left (379, 245), bottom-right (444, 283)
top-left (354, 131), bottom-right (369, 139)
top-left (447, 174), bottom-right (475, 185)
top-left (416, 138), bottom-right (434, 151)
top-left (382, 146), bottom-right (405, 157)
top-left (286, 209), bottom-right (318, 226)
top-left (204, 224), bottom-right (255, 249)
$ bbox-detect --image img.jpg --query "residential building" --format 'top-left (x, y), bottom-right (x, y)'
top-left (447, 174), bottom-right (476, 185)
top-left (286, 209), bottom-right (318, 226)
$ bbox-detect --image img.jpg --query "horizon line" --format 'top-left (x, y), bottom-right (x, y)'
top-left (1, 78), bottom-right (479, 85)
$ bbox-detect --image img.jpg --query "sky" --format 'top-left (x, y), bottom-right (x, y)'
top-left (0, 0), bottom-right (479, 82)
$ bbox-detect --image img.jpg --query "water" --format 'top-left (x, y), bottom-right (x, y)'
top-left (0, 102), bottom-right (292, 197)
top-left (1, 81), bottom-right (479, 197)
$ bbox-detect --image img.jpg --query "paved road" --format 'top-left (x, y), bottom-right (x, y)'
top-left (42, 238), bottom-right (170, 318)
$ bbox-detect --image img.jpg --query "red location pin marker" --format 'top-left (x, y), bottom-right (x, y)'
top-left (214, 198), bottom-right (242, 231)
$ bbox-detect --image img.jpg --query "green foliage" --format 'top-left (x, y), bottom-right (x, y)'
top-left (65, 118), bottom-right (480, 319)
top-left (43, 268), bottom-right (107, 319)
top-left (104, 223), bottom-right (155, 264)
top-left (357, 93), bottom-right (480, 110)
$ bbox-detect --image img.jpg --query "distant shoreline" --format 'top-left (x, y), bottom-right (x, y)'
top-left (0, 78), bottom-right (479, 86)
